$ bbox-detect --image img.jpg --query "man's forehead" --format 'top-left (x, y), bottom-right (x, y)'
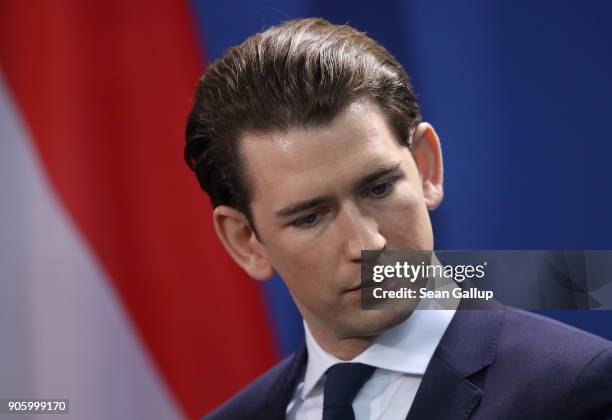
top-left (241, 128), bottom-right (386, 176)
top-left (239, 100), bottom-right (397, 175)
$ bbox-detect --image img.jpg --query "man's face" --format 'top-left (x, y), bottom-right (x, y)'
top-left (240, 100), bottom-right (438, 342)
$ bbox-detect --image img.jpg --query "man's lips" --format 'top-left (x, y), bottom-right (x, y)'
top-left (346, 285), bottom-right (362, 292)
top-left (344, 283), bottom-right (377, 293)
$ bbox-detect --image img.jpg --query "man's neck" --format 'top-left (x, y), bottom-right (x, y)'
top-left (305, 322), bottom-right (376, 360)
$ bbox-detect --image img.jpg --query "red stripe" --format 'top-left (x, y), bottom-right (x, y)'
top-left (0, 1), bottom-right (278, 417)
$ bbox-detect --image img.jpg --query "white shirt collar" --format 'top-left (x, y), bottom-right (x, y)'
top-left (301, 301), bottom-right (457, 399)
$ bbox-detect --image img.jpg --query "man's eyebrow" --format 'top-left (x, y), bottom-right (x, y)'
top-left (274, 195), bottom-right (335, 218)
top-left (352, 162), bottom-right (402, 192)
top-left (274, 162), bottom-right (402, 219)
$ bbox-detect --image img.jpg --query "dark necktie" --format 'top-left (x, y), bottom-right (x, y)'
top-left (322, 363), bottom-right (376, 420)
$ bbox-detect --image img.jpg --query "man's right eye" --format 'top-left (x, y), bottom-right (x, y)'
top-left (292, 212), bottom-right (320, 229)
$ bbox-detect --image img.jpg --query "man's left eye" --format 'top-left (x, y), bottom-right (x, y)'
top-left (369, 180), bottom-right (394, 198)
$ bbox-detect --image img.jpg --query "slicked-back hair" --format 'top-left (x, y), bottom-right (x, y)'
top-left (184, 18), bottom-right (421, 232)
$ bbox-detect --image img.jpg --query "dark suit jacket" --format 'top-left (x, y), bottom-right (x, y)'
top-left (204, 307), bottom-right (612, 419)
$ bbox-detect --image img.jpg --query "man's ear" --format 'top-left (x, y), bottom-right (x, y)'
top-left (412, 122), bottom-right (444, 210)
top-left (212, 205), bottom-right (274, 281)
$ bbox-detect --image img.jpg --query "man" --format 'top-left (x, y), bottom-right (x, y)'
top-left (184, 18), bottom-right (612, 419)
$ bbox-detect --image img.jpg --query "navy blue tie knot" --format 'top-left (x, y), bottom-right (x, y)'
top-left (322, 363), bottom-right (375, 420)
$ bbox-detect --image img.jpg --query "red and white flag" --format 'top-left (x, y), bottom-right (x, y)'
top-left (0, 1), bottom-right (277, 418)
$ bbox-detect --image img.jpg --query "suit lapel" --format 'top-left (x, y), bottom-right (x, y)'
top-left (264, 342), bottom-right (308, 419)
top-left (407, 302), bottom-right (505, 420)
top-left (405, 356), bottom-right (483, 420)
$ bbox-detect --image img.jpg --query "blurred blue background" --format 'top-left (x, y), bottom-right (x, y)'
top-left (191, 0), bottom-right (612, 355)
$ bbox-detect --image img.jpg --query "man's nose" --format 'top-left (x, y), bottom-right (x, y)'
top-left (338, 201), bottom-right (386, 262)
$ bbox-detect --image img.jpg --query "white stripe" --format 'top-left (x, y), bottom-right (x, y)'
top-left (0, 72), bottom-right (184, 419)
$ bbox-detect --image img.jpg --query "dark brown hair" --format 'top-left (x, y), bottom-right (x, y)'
top-left (184, 18), bottom-right (421, 230)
